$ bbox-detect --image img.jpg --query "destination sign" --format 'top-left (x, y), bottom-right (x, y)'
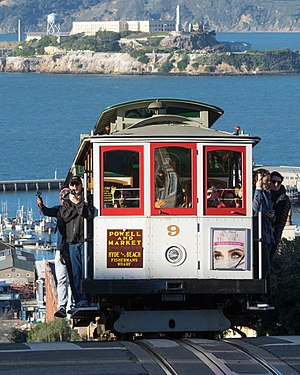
top-left (107, 229), bottom-right (143, 268)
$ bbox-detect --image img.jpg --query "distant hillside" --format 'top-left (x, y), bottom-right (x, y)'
top-left (1, 0), bottom-right (300, 34)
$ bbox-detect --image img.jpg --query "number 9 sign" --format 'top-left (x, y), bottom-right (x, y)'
top-left (167, 225), bottom-right (180, 236)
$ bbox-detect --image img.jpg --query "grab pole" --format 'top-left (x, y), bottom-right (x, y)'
top-left (83, 171), bottom-right (88, 279)
top-left (258, 210), bottom-right (263, 279)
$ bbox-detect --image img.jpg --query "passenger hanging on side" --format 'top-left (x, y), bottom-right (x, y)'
top-left (37, 188), bottom-right (79, 318)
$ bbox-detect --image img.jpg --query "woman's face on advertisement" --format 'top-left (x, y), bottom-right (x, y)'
top-left (214, 246), bottom-right (245, 269)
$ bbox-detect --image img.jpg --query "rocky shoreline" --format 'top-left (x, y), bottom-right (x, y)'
top-left (1, 50), bottom-right (300, 75)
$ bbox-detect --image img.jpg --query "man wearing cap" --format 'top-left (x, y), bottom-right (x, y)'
top-left (37, 188), bottom-right (78, 318)
top-left (59, 176), bottom-right (94, 308)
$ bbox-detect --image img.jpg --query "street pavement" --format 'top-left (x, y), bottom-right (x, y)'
top-left (0, 336), bottom-right (299, 375)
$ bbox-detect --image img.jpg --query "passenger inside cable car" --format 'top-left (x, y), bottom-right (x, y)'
top-left (207, 186), bottom-right (220, 207)
top-left (102, 148), bottom-right (141, 210)
top-left (113, 188), bottom-right (134, 208)
top-left (217, 189), bottom-right (239, 208)
top-left (205, 147), bottom-right (245, 215)
top-left (154, 147), bottom-right (190, 209)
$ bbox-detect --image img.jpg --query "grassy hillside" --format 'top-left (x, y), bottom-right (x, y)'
top-left (1, 0), bottom-right (300, 33)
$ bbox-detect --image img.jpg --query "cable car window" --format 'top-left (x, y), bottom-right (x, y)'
top-left (205, 146), bottom-right (246, 215)
top-left (101, 146), bottom-right (144, 215)
top-left (151, 144), bottom-right (196, 215)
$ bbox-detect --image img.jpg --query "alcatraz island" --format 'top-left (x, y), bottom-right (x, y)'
top-left (1, 8), bottom-right (300, 75)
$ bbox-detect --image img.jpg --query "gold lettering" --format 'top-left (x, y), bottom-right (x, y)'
top-left (108, 252), bottom-right (119, 257)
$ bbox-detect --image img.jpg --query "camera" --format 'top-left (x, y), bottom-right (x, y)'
top-left (71, 189), bottom-right (76, 195)
top-left (59, 189), bottom-right (70, 203)
top-left (60, 190), bottom-right (70, 200)
top-left (253, 169), bottom-right (266, 182)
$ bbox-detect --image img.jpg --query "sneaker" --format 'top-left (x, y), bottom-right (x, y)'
top-left (54, 307), bottom-right (67, 318)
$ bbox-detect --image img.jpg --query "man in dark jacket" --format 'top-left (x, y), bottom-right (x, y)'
top-left (59, 176), bottom-right (94, 308)
top-left (269, 171), bottom-right (291, 261)
top-left (37, 188), bottom-right (79, 318)
top-left (253, 169), bottom-right (276, 278)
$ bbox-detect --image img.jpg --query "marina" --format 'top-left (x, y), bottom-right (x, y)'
top-left (0, 198), bottom-right (57, 261)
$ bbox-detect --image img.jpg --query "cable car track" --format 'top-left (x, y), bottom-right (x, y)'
top-left (180, 339), bottom-right (284, 375)
top-left (179, 339), bottom-right (236, 375)
top-left (135, 340), bottom-right (180, 375)
top-left (221, 339), bottom-right (285, 375)
top-left (134, 338), bottom-right (284, 375)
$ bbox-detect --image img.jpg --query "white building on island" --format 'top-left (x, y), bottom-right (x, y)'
top-left (70, 20), bottom-right (176, 35)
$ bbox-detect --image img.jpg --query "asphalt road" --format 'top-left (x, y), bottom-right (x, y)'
top-left (0, 337), bottom-right (299, 375)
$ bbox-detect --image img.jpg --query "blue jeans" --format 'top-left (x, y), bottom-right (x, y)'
top-left (68, 242), bottom-right (87, 303)
top-left (54, 250), bottom-right (70, 309)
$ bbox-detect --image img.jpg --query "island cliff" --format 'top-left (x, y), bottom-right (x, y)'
top-left (1, 49), bottom-right (300, 75)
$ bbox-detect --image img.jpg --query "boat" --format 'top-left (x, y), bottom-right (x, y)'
top-left (34, 218), bottom-right (55, 232)
top-left (2, 217), bottom-right (14, 230)
top-left (14, 231), bottom-right (40, 246)
top-left (37, 243), bottom-right (56, 251)
top-left (15, 223), bottom-right (24, 231)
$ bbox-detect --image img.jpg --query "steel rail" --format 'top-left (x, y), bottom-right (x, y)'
top-left (222, 339), bottom-right (285, 375)
top-left (135, 340), bottom-right (179, 375)
top-left (179, 339), bottom-right (234, 375)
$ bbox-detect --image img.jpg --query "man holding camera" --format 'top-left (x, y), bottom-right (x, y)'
top-left (37, 188), bottom-right (78, 318)
top-left (59, 176), bottom-right (94, 309)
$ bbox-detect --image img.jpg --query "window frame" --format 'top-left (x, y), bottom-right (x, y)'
top-left (151, 143), bottom-right (197, 216)
top-left (204, 145), bottom-right (247, 216)
top-left (100, 145), bottom-right (144, 216)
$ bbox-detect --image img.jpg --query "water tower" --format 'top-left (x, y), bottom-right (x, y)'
top-left (47, 13), bottom-right (60, 35)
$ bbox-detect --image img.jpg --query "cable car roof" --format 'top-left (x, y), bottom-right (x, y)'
top-left (93, 98), bottom-right (224, 135)
top-left (70, 98), bottom-right (260, 173)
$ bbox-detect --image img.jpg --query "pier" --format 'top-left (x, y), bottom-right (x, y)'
top-left (0, 179), bottom-right (65, 192)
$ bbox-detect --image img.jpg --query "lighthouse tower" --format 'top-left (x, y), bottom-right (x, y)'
top-left (176, 4), bottom-right (181, 32)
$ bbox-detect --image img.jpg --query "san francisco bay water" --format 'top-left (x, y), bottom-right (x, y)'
top-left (0, 33), bottom-right (299, 225)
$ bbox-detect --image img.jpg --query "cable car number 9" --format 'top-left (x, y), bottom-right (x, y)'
top-left (167, 225), bottom-right (180, 236)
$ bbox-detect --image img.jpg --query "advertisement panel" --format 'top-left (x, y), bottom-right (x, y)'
top-left (212, 229), bottom-right (247, 270)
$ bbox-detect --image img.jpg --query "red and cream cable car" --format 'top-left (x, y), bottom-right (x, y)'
top-left (67, 98), bottom-right (266, 335)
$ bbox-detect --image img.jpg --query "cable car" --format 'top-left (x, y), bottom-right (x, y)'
top-left (66, 98), bottom-right (267, 336)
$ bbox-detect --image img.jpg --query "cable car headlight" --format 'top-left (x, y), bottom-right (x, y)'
top-left (165, 245), bottom-right (187, 266)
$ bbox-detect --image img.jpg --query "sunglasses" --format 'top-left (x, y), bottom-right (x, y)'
top-left (271, 180), bottom-right (282, 185)
top-left (70, 182), bottom-right (80, 186)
